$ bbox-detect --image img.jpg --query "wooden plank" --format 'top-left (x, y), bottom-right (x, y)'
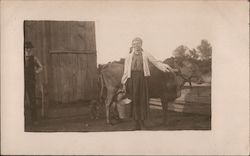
top-left (56, 55), bottom-right (61, 103)
top-left (49, 50), bottom-right (97, 54)
top-left (71, 54), bottom-right (77, 102)
top-left (40, 21), bottom-right (49, 117)
top-left (68, 54), bottom-right (73, 103)
top-left (55, 55), bottom-right (59, 104)
top-left (85, 54), bottom-right (90, 99)
top-left (75, 55), bottom-right (82, 101)
top-left (60, 55), bottom-right (65, 103)
top-left (49, 55), bottom-right (54, 103)
top-left (70, 22), bottom-right (79, 50)
top-left (149, 99), bottom-right (211, 115)
top-left (62, 56), bottom-right (66, 103)
top-left (66, 54), bottom-right (71, 103)
top-left (51, 55), bottom-right (56, 103)
top-left (53, 55), bottom-right (58, 103)
top-left (85, 55), bottom-right (98, 100)
top-left (46, 21), bottom-right (53, 107)
top-left (82, 55), bottom-right (87, 99)
top-left (68, 54), bottom-right (72, 103)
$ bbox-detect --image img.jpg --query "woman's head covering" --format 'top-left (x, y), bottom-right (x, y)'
top-left (132, 37), bottom-right (143, 44)
top-left (129, 47), bottom-right (133, 53)
top-left (130, 37), bottom-right (143, 53)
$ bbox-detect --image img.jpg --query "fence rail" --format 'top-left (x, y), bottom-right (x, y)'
top-left (149, 83), bottom-right (211, 115)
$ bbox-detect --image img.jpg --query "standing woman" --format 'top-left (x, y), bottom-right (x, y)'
top-left (121, 37), bottom-right (174, 130)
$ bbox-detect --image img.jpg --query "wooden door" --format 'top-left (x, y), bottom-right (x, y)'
top-left (47, 21), bottom-right (98, 105)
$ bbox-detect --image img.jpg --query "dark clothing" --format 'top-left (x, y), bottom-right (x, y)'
top-left (131, 51), bottom-right (143, 71)
top-left (127, 52), bottom-right (149, 121)
top-left (127, 71), bottom-right (149, 120)
top-left (25, 56), bottom-right (36, 85)
top-left (25, 81), bottom-right (37, 121)
top-left (24, 56), bottom-right (37, 122)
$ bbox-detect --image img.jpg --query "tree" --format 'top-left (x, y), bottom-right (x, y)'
top-left (197, 40), bottom-right (212, 60)
top-left (187, 48), bottom-right (199, 60)
top-left (173, 45), bottom-right (189, 58)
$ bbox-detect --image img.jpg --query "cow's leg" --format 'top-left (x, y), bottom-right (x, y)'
top-left (105, 90), bottom-right (115, 125)
top-left (111, 101), bottom-right (120, 121)
top-left (160, 97), bottom-right (168, 125)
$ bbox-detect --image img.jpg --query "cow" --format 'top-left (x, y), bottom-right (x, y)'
top-left (99, 57), bottom-right (203, 125)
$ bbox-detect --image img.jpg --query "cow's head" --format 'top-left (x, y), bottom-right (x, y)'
top-left (163, 57), bottom-right (204, 98)
top-left (177, 60), bottom-right (204, 84)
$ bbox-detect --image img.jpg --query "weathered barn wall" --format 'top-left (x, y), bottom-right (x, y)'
top-left (24, 21), bottom-right (98, 108)
top-left (50, 54), bottom-right (97, 104)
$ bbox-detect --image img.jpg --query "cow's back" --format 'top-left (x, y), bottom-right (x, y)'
top-left (148, 62), bottom-right (178, 101)
top-left (101, 62), bottom-right (124, 90)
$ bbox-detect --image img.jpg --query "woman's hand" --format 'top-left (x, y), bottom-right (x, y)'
top-left (163, 67), bottom-right (170, 72)
top-left (122, 84), bottom-right (126, 93)
top-left (162, 64), bottom-right (179, 73)
top-left (162, 64), bottom-right (172, 72)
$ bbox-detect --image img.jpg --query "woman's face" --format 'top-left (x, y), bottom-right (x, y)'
top-left (132, 40), bottom-right (142, 51)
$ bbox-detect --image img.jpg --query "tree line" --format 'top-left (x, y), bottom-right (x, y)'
top-left (107, 39), bottom-right (212, 75)
top-left (172, 39), bottom-right (212, 74)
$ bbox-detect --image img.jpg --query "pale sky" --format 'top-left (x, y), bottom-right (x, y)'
top-left (2, 1), bottom-right (248, 64)
top-left (89, 1), bottom-right (247, 64)
top-left (95, 1), bottom-right (215, 64)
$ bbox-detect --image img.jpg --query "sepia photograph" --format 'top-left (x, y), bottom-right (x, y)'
top-left (1, 0), bottom-right (249, 155)
top-left (24, 20), bottom-right (211, 132)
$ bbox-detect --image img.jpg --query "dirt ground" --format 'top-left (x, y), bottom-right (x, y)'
top-left (26, 108), bottom-right (211, 132)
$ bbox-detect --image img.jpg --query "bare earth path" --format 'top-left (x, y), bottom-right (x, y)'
top-left (26, 108), bottom-right (211, 132)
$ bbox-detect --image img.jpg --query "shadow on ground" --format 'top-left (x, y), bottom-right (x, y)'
top-left (26, 108), bottom-right (211, 132)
